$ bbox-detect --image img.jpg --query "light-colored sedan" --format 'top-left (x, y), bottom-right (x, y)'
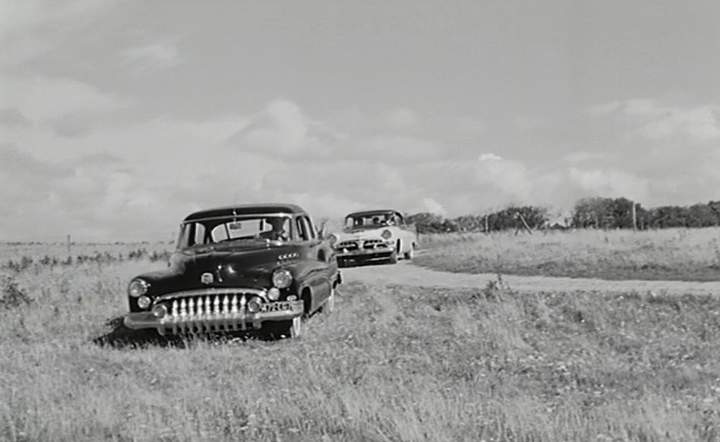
top-left (330, 209), bottom-right (418, 266)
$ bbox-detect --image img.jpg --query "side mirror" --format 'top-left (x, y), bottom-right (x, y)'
top-left (317, 220), bottom-right (328, 239)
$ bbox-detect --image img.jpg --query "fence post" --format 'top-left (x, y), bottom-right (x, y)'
top-left (66, 234), bottom-right (71, 255)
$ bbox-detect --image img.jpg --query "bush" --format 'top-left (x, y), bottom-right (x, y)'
top-left (0, 275), bottom-right (33, 309)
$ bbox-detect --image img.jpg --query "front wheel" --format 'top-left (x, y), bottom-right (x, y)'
top-left (403, 244), bottom-right (414, 260)
top-left (280, 316), bottom-right (303, 338)
top-left (387, 251), bottom-right (398, 265)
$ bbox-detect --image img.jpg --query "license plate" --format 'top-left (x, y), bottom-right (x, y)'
top-left (261, 302), bottom-right (292, 312)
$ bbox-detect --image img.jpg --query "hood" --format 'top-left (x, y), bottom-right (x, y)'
top-left (138, 243), bottom-right (302, 296)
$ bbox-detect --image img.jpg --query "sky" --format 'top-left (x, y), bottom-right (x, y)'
top-left (1, 0), bottom-right (720, 241)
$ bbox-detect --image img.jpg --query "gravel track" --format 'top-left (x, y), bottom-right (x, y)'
top-left (342, 261), bottom-right (720, 296)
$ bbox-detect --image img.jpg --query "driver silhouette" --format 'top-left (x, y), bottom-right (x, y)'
top-left (261, 217), bottom-right (289, 241)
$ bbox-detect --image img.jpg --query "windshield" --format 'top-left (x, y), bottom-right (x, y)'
top-left (177, 215), bottom-right (293, 249)
top-left (344, 212), bottom-right (398, 230)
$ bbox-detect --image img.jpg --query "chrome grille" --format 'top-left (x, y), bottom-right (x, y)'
top-left (169, 294), bottom-right (242, 318)
top-left (337, 240), bottom-right (359, 251)
top-left (157, 291), bottom-right (256, 334)
top-left (363, 239), bottom-right (387, 249)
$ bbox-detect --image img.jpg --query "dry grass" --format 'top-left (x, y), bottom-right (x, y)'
top-left (2, 242), bottom-right (720, 441)
top-left (0, 242), bottom-right (172, 262)
top-left (415, 227), bottom-right (720, 281)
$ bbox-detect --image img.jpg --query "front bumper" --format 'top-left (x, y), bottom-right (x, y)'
top-left (335, 241), bottom-right (394, 260)
top-left (124, 288), bottom-right (304, 335)
top-left (336, 249), bottom-right (393, 261)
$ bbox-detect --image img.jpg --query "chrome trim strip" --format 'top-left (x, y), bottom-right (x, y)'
top-left (182, 213), bottom-right (294, 224)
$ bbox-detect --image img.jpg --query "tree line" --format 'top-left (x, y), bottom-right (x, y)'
top-left (405, 198), bottom-right (720, 234)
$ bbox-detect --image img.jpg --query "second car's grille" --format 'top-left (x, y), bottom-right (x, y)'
top-left (363, 239), bottom-right (387, 249)
top-left (337, 240), bottom-right (359, 251)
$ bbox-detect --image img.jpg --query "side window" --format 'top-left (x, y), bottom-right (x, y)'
top-left (211, 224), bottom-right (229, 242)
top-left (295, 217), bottom-right (309, 241)
top-left (177, 224), bottom-right (190, 249)
top-left (304, 216), bottom-right (316, 239)
top-left (193, 224), bottom-right (207, 245)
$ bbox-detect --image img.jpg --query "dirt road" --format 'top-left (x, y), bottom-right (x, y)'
top-left (342, 261), bottom-right (720, 296)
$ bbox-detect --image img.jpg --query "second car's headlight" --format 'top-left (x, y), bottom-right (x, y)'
top-left (272, 268), bottom-right (293, 288)
top-left (381, 229), bottom-right (392, 239)
top-left (128, 278), bottom-right (149, 297)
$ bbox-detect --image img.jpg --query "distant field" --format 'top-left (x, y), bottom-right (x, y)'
top-left (415, 227), bottom-right (720, 281)
top-left (0, 241), bottom-right (173, 262)
top-left (1, 243), bottom-right (720, 441)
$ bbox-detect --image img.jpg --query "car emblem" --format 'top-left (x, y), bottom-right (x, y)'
top-left (200, 272), bottom-right (214, 285)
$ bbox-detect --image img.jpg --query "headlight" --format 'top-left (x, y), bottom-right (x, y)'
top-left (381, 229), bottom-right (392, 239)
top-left (272, 268), bottom-right (293, 289)
top-left (152, 304), bottom-right (167, 318)
top-left (128, 279), bottom-right (149, 297)
top-left (247, 296), bottom-right (262, 313)
top-left (328, 234), bottom-right (338, 246)
top-left (137, 295), bottom-right (151, 309)
top-left (268, 287), bottom-right (280, 301)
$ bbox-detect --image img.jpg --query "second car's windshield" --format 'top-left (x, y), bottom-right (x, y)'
top-left (345, 213), bottom-right (394, 230)
top-left (177, 216), bottom-right (293, 249)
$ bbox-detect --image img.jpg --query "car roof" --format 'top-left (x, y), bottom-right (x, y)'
top-left (346, 209), bottom-right (401, 218)
top-left (184, 203), bottom-right (307, 222)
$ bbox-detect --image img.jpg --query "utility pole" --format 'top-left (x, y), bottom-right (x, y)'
top-left (66, 234), bottom-right (71, 255)
top-left (632, 202), bottom-right (637, 231)
top-left (484, 215), bottom-right (489, 233)
top-left (517, 212), bottom-right (533, 235)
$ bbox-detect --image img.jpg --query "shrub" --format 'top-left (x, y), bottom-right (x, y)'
top-left (0, 275), bottom-right (33, 309)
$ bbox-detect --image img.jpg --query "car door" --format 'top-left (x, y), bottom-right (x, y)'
top-left (295, 215), bottom-right (332, 311)
top-left (395, 212), bottom-right (415, 253)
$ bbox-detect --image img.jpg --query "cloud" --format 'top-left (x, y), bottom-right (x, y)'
top-left (2, 96), bottom-right (719, 240)
top-left (474, 155), bottom-right (532, 204)
top-left (562, 151), bottom-right (607, 163)
top-left (478, 153), bottom-right (502, 161)
top-left (640, 106), bottom-right (720, 141)
top-left (0, 0), bottom-right (113, 40)
top-left (589, 98), bottom-right (720, 142)
top-left (568, 167), bottom-right (649, 202)
top-left (0, 108), bottom-right (32, 127)
top-left (419, 198), bottom-right (447, 216)
top-left (0, 75), bottom-right (126, 122)
top-left (122, 42), bottom-right (181, 74)
top-left (384, 107), bottom-right (418, 128)
top-left (0, 75), bottom-right (129, 144)
top-left (227, 99), bottom-right (444, 163)
top-left (0, 146), bottom-right (132, 239)
top-left (0, 0), bottom-right (116, 66)
top-left (363, 135), bottom-right (441, 162)
top-left (514, 116), bottom-right (547, 131)
top-left (226, 99), bottom-right (337, 158)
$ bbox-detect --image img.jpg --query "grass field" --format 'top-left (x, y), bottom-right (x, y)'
top-left (2, 240), bottom-right (720, 441)
top-left (415, 227), bottom-right (720, 281)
